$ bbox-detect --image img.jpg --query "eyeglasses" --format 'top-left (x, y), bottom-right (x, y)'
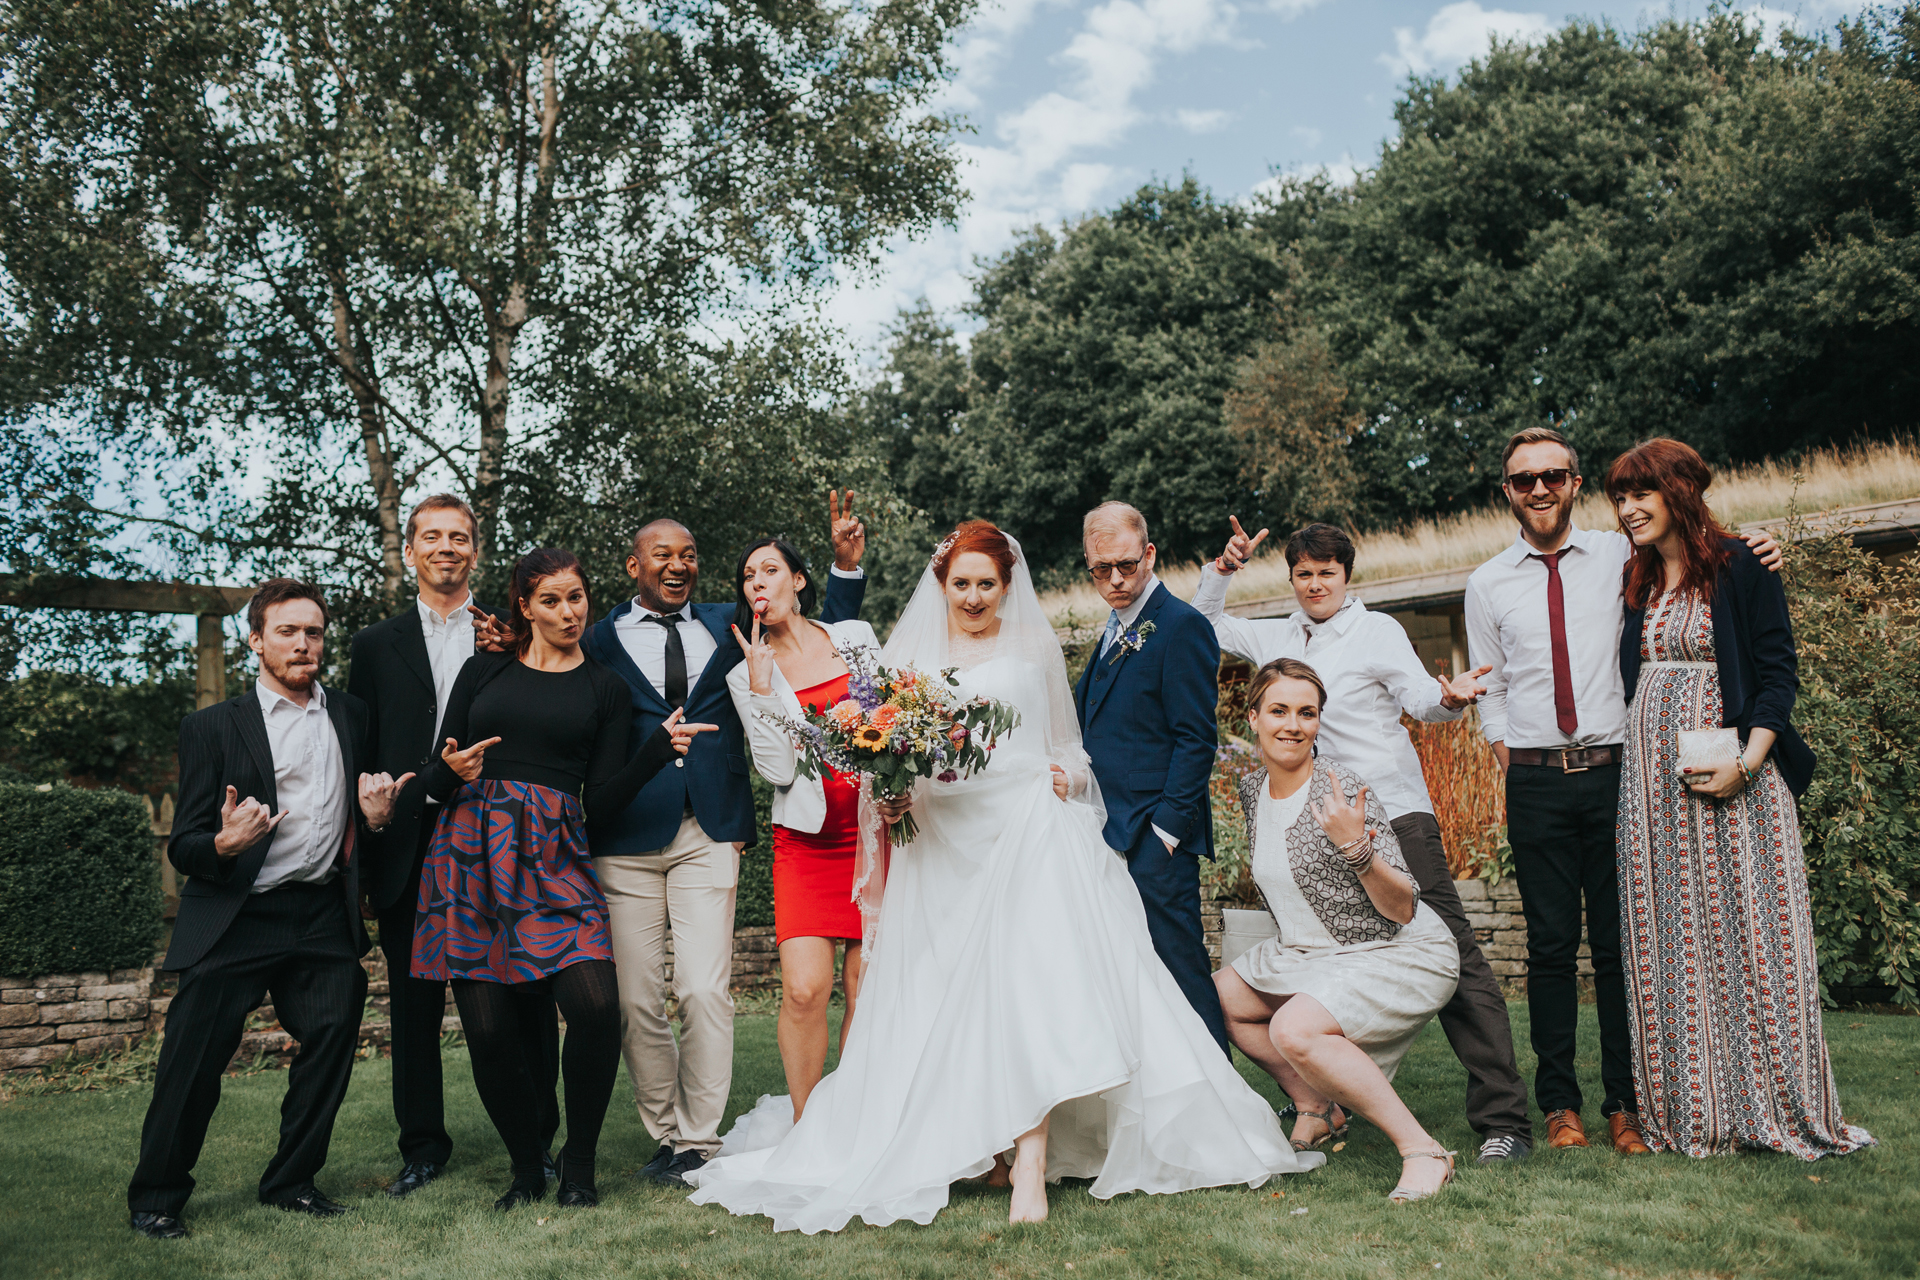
top-left (1504, 468), bottom-right (1573, 493)
top-left (1085, 559), bottom-right (1143, 581)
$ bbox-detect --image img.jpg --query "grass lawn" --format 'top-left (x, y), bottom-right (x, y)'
top-left (1, 1004), bottom-right (1914, 1280)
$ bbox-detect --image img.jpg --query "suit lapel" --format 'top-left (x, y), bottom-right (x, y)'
top-left (687, 603), bottom-right (740, 703)
top-left (233, 693), bottom-right (278, 806)
top-left (325, 692), bottom-right (358, 867)
top-left (1083, 582), bottom-right (1166, 724)
top-left (593, 600), bottom-right (671, 714)
top-left (392, 605), bottom-right (435, 696)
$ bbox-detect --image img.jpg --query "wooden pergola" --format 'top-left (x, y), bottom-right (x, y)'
top-left (0, 574), bottom-right (253, 712)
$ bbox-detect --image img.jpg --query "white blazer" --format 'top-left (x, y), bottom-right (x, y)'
top-left (727, 618), bottom-right (882, 835)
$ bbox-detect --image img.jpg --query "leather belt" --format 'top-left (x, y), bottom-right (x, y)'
top-left (1507, 744), bottom-right (1621, 773)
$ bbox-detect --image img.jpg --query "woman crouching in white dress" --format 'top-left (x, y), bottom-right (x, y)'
top-left (1215, 657), bottom-right (1462, 1203)
top-left (686, 521), bottom-right (1321, 1232)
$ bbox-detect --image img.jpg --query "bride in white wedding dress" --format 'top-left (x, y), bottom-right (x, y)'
top-left (685, 521), bottom-right (1321, 1231)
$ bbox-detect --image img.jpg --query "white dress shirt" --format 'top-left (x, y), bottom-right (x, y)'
top-left (418, 593), bottom-right (476, 745)
top-left (252, 680), bottom-right (349, 893)
top-left (1464, 525), bottom-right (1633, 749)
top-left (615, 568), bottom-right (864, 698)
top-left (1193, 565), bottom-right (1461, 820)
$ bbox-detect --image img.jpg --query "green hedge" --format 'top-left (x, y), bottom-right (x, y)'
top-left (0, 782), bottom-right (163, 977)
top-left (738, 776), bottom-right (776, 929)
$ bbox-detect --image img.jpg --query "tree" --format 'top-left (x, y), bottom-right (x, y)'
top-left (1274, 8), bottom-right (1920, 524)
top-left (1223, 325), bottom-right (1362, 534)
top-left (869, 178), bottom-right (1294, 579)
top-left (1, 0), bottom-right (971, 613)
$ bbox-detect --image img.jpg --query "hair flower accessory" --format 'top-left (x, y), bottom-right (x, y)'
top-left (1107, 619), bottom-right (1157, 666)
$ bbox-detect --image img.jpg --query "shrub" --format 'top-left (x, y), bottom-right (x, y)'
top-left (1784, 512), bottom-right (1920, 1009)
top-left (738, 775), bottom-right (776, 930)
top-left (0, 782), bottom-right (162, 976)
top-left (1403, 710), bottom-right (1510, 881)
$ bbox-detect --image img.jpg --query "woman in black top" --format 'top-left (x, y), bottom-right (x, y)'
top-left (410, 548), bottom-right (715, 1209)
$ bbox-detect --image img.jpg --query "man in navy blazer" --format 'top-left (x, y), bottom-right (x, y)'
top-left (1073, 501), bottom-right (1229, 1054)
top-left (581, 494), bottom-right (867, 1185)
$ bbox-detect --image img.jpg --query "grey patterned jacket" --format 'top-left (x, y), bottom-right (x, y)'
top-left (1234, 759), bottom-right (1420, 946)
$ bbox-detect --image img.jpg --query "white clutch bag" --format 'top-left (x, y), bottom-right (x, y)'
top-left (1677, 727), bottom-right (1740, 772)
top-left (1221, 907), bottom-right (1279, 966)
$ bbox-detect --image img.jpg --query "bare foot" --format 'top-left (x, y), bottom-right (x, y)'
top-left (1008, 1152), bottom-right (1048, 1223)
top-left (985, 1152), bottom-right (1012, 1188)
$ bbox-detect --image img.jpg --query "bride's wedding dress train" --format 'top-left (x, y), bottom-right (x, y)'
top-left (685, 649), bottom-right (1321, 1233)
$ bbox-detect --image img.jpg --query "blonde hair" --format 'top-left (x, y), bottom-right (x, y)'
top-left (1246, 657), bottom-right (1327, 710)
top-left (1082, 501), bottom-right (1149, 548)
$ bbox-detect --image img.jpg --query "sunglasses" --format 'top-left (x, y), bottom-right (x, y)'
top-left (1504, 468), bottom-right (1574, 493)
top-left (1085, 559), bottom-right (1143, 581)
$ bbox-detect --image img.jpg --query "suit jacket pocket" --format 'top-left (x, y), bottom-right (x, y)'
top-left (728, 753), bottom-right (750, 776)
top-left (1127, 770), bottom-right (1167, 792)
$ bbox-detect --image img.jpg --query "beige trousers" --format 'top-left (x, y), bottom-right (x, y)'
top-left (594, 813), bottom-right (739, 1156)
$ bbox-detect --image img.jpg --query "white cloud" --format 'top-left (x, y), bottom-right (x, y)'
top-left (1263, 0), bottom-right (1329, 16)
top-left (1252, 152), bottom-right (1365, 197)
top-left (822, 0), bottom-right (1246, 350)
top-left (1175, 107), bottom-right (1233, 133)
top-left (1290, 124), bottom-right (1322, 147)
top-left (1380, 1), bottom-right (1554, 77)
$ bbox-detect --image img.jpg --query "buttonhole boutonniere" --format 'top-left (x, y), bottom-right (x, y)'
top-left (1108, 620), bottom-right (1156, 666)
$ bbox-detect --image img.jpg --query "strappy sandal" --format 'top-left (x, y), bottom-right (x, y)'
top-left (1387, 1150), bottom-right (1457, 1203)
top-left (1288, 1104), bottom-right (1349, 1152)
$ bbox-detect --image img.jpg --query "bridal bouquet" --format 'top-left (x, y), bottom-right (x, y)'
top-left (764, 648), bottom-right (1020, 844)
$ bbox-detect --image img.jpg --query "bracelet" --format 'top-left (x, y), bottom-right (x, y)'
top-left (1735, 756), bottom-right (1754, 787)
top-left (1336, 831), bottom-right (1370, 854)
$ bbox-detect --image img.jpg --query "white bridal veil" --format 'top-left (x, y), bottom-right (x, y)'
top-left (850, 529), bottom-right (1106, 953)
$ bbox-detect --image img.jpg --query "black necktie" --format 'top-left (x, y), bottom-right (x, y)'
top-left (643, 613), bottom-right (688, 708)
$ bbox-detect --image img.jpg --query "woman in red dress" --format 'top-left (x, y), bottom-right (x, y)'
top-left (726, 538), bottom-right (882, 1121)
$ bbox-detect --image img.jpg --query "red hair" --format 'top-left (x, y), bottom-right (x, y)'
top-left (932, 520), bottom-right (1016, 584)
top-left (1604, 438), bottom-right (1732, 609)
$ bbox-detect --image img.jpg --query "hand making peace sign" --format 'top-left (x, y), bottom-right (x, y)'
top-left (830, 489), bottom-right (866, 572)
top-left (731, 612), bottom-right (777, 697)
top-left (1309, 768), bottom-right (1371, 849)
top-left (1215, 515), bottom-right (1270, 575)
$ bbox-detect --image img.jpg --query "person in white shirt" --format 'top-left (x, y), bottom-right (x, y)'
top-left (1195, 520), bottom-right (1534, 1165)
top-left (1465, 426), bottom-right (1779, 1156)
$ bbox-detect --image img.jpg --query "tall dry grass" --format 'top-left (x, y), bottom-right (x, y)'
top-left (1403, 711), bottom-right (1509, 880)
top-left (1040, 438), bottom-right (1920, 621)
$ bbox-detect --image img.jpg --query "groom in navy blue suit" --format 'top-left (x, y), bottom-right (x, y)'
top-left (1073, 501), bottom-right (1229, 1054)
top-left (582, 496), bottom-right (868, 1185)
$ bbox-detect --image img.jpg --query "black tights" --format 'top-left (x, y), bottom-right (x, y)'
top-left (452, 960), bottom-right (622, 1187)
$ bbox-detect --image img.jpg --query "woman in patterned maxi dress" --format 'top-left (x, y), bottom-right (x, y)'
top-left (1608, 439), bottom-right (1872, 1161)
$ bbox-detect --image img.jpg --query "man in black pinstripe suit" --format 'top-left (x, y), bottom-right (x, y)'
top-left (128, 579), bottom-right (406, 1240)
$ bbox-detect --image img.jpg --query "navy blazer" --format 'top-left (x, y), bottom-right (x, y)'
top-left (166, 689), bottom-right (373, 970)
top-left (582, 572), bottom-right (866, 854)
top-left (1620, 537), bottom-right (1816, 796)
top-left (1073, 581), bottom-right (1219, 858)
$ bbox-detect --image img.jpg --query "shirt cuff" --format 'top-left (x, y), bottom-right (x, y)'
top-left (1152, 823), bottom-right (1180, 850)
top-left (829, 565), bottom-right (864, 579)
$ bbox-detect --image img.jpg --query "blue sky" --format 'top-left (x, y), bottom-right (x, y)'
top-left (823, 0), bottom-right (1863, 351)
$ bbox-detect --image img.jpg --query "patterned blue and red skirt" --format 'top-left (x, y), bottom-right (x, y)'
top-left (411, 779), bottom-right (614, 984)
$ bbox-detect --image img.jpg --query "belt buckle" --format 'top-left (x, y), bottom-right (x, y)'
top-left (1561, 748), bottom-right (1590, 774)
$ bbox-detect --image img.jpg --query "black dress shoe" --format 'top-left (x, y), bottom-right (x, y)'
top-left (493, 1178), bottom-right (548, 1212)
top-left (554, 1155), bottom-right (598, 1208)
top-left (650, 1149), bottom-right (709, 1187)
top-left (633, 1143), bottom-right (675, 1181)
top-left (129, 1212), bottom-right (189, 1240)
top-left (274, 1189), bottom-right (352, 1217)
top-left (384, 1161), bottom-right (445, 1198)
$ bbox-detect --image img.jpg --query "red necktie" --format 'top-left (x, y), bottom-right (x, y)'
top-left (1532, 551), bottom-right (1580, 737)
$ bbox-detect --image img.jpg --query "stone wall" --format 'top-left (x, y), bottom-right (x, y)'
top-left (3, 883), bottom-right (1579, 1073)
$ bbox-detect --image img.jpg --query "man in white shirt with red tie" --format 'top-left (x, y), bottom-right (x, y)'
top-left (1194, 521), bottom-right (1535, 1165)
top-left (1466, 426), bottom-right (1778, 1156)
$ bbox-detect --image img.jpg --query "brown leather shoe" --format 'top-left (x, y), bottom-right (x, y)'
top-left (1609, 1111), bottom-right (1653, 1155)
top-left (1545, 1109), bottom-right (1589, 1148)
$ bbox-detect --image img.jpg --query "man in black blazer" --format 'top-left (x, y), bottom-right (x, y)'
top-left (345, 493), bottom-right (558, 1198)
top-left (129, 579), bottom-right (402, 1239)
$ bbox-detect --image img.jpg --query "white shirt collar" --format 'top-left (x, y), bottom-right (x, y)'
top-left (416, 593), bottom-right (476, 629)
top-left (1291, 592), bottom-right (1364, 635)
top-left (630, 598), bottom-right (694, 623)
top-left (1114, 575), bottom-right (1162, 628)
top-left (1496, 523), bottom-right (1601, 566)
top-left (256, 678), bottom-right (327, 714)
